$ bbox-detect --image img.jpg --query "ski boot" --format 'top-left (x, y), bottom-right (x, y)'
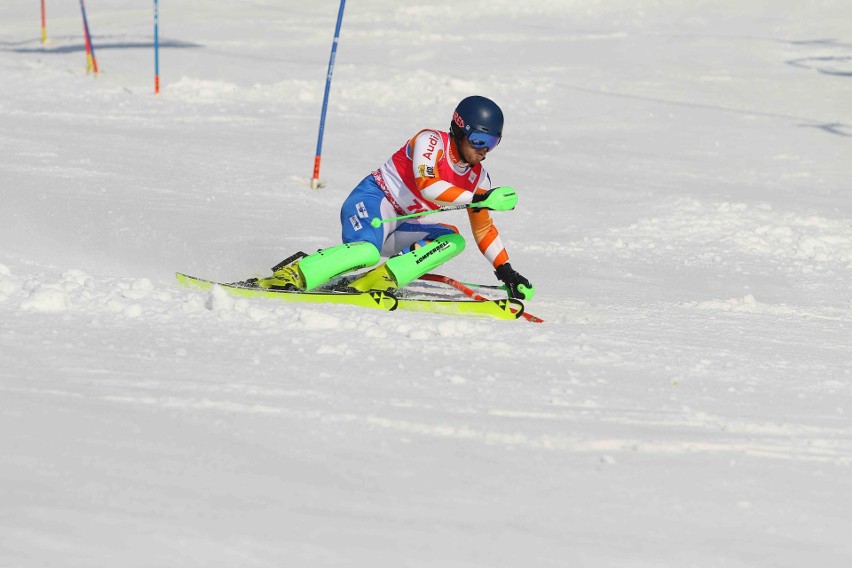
top-left (347, 263), bottom-right (397, 293)
top-left (258, 242), bottom-right (381, 292)
top-left (255, 252), bottom-right (308, 290)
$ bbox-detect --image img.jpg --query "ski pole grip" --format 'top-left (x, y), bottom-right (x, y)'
top-left (518, 284), bottom-right (535, 300)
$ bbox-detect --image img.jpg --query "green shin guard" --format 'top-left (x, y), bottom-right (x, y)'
top-left (386, 233), bottom-right (466, 288)
top-left (299, 241), bottom-right (381, 290)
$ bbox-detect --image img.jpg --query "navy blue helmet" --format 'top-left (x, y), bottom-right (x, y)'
top-left (450, 96), bottom-right (503, 151)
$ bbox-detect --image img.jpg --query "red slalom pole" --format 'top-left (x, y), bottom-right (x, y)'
top-left (40, 0), bottom-right (47, 44)
top-left (420, 273), bottom-right (544, 323)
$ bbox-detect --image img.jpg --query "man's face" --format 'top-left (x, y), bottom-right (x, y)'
top-left (458, 136), bottom-right (489, 166)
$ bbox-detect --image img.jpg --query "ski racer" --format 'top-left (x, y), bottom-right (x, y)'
top-left (260, 95), bottom-right (534, 300)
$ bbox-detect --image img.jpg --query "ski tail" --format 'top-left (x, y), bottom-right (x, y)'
top-left (419, 273), bottom-right (544, 323)
top-left (396, 296), bottom-right (524, 320)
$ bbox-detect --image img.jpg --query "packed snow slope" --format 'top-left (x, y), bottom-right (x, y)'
top-left (2, 1), bottom-right (851, 566)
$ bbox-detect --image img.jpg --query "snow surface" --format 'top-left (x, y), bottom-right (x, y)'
top-left (2, 0), bottom-right (852, 566)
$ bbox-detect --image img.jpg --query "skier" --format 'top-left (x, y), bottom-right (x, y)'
top-left (261, 95), bottom-right (534, 299)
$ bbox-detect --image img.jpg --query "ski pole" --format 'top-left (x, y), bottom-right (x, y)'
top-left (371, 186), bottom-right (519, 227)
top-left (460, 281), bottom-right (509, 293)
top-left (370, 204), bottom-right (468, 228)
top-left (458, 279), bottom-right (537, 303)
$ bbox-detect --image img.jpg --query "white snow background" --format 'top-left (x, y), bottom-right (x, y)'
top-left (2, 1), bottom-right (851, 566)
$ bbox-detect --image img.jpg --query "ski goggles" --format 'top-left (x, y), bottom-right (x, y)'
top-left (466, 129), bottom-right (501, 151)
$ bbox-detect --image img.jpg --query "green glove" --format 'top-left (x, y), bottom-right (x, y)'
top-left (471, 186), bottom-right (518, 211)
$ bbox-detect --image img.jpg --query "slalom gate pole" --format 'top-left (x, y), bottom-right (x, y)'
top-left (79, 0), bottom-right (98, 74)
top-left (310, 0), bottom-right (346, 190)
top-left (41, 0), bottom-right (47, 44)
top-left (370, 204), bottom-right (469, 228)
top-left (420, 273), bottom-right (544, 323)
top-left (154, 0), bottom-right (160, 94)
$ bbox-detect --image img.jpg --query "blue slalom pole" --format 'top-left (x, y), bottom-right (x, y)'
top-left (154, 0), bottom-right (160, 93)
top-left (310, 0), bottom-right (346, 189)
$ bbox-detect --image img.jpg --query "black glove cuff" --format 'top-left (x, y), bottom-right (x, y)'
top-left (495, 262), bottom-right (515, 281)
